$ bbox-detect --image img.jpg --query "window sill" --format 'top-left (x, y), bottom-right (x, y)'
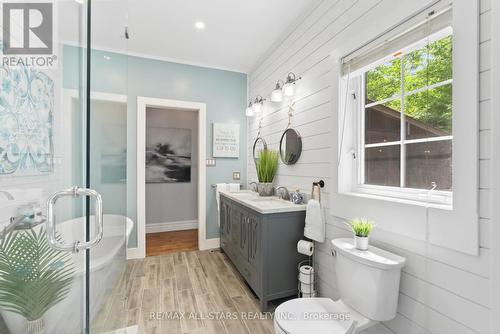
top-left (343, 186), bottom-right (453, 211)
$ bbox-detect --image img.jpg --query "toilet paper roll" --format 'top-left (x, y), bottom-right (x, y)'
top-left (299, 265), bottom-right (314, 284)
top-left (299, 272), bottom-right (315, 284)
top-left (297, 240), bottom-right (314, 256)
top-left (300, 281), bottom-right (314, 293)
top-left (301, 291), bottom-right (317, 298)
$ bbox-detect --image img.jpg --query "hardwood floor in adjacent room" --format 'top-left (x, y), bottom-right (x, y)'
top-left (93, 250), bottom-right (275, 334)
top-left (146, 229), bottom-right (198, 257)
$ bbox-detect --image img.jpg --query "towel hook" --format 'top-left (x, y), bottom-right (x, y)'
top-left (311, 180), bottom-right (324, 202)
top-left (312, 180), bottom-right (325, 188)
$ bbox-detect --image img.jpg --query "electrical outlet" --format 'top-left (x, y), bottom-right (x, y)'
top-left (232, 172), bottom-right (241, 180)
top-left (206, 158), bottom-right (216, 167)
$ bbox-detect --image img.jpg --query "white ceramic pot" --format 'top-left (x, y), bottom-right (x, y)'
top-left (354, 236), bottom-right (369, 251)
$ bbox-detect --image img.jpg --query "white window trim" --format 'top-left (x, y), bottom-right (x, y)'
top-left (330, 0), bottom-right (479, 255)
top-left (351, 31), bottom-right (454, 205)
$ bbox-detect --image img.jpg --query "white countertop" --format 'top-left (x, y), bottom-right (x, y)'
top-left (219, 190), bottom-right (307, 214)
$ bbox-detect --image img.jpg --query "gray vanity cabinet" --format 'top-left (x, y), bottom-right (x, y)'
top-left (248, 213), bottom-right (260, 268)
top-left (219, 193), bottom-right (306, 311)
top-left (220, 201), bottom-right (235, 260)
top-left (238, 210), bottom-right (249, 261)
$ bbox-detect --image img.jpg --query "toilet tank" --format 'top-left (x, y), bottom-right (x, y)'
top-left (331, 238), bottom-right (406, 321)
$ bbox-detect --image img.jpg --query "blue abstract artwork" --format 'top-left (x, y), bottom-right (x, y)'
top-left (0, 65), bottom-right (54, 175)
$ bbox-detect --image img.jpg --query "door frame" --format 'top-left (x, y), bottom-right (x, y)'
top-left (134, 96), bottom-right (211, 259)
top-left (62, 89), bottom-right (128, 224)
top-left (490, 0), bottom-right (500, 332)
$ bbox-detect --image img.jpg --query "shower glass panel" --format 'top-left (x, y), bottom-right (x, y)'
top-left (88, 0), bottom-right (129, 331)
top-left (0, 0), bottom-right (129, 333)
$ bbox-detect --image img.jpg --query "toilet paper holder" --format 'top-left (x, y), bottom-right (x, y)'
top-left (297, 258), bottom-right (317, 298)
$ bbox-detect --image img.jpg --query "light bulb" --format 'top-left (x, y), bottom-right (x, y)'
top-left (283, 82), bottom-right (295, 97)
top-left (252, 95), bottom-right (265, 114)
top-left (271, 88), bottom-right (283, 102)
top-left (252, 102), bottom-right (262, 114)
top-left (246, 102), bottom-right (254, 117)
top-left (195, 21), bottom-right (205, 30)
top-left (271, 80), bottom-right (284, 102)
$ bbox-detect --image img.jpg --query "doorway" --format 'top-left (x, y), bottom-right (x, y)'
top-left (135, 97), bottom-right (207, 259)
top-left (145, 106), bottom-right (199, 256)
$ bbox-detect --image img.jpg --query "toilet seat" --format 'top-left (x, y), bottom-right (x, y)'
top-left (274, 298), bottom-right (372, 334)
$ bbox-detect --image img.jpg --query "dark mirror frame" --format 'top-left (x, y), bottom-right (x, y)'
top-left (279, 128), bottom-right (302, 165)
top-left (253, 137), bottom-right (268, 164)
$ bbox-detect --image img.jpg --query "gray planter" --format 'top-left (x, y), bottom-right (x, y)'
top-left (257, 183), bottom-right (274, 196)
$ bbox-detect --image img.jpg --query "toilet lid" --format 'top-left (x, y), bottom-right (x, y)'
top-left (274, 298), bottom-right (356, 334)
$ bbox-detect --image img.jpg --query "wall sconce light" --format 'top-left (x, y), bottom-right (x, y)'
top-left (246, 101), bottom-right (254, 117)
top-left (271, 80), bottom-right (284, 102)
top-left (252, 95), bottom-right (265, 114)
top-left (283, 72), bottom-right (301, 97)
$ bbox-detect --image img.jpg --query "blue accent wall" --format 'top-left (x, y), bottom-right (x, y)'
top-left (63, 45), bottom-right (247, 246)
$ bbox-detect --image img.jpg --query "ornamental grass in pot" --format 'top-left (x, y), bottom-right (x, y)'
top-left (256, 149), bottom-right (279, 196)
top-left (345, 218), bottom-right (375, 251)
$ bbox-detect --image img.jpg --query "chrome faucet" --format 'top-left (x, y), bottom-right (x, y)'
top-left (0, 190), bottom-right (14, 201)
top-left (249, 181), bottom-right (258, 192)
top-left (275, 186), bottom-right (290, 201)
top-left (1, 203), bottom-right (46, 245)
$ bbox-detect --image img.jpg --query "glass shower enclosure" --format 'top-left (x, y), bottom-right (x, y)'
top-left (0, 0), bottom-right (129, 333)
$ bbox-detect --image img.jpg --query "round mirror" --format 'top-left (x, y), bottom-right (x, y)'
top-left (279, 128), bottom-right (302, 165)
top-left (253, 137), bottom-right (268, 164)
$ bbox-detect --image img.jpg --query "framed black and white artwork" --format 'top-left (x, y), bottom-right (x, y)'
top-left (146, 127), bottom-right (192, 183)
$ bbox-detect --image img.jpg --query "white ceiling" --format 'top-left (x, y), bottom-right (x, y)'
top-left (58, 0), bottom-right (319, 73)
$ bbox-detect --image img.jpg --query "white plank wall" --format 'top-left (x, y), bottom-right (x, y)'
top-left (247, 0), bottom-right (493, 333)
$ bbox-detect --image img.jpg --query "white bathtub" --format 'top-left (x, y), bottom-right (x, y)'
top-left (1, 214), bottom-right (133, 334)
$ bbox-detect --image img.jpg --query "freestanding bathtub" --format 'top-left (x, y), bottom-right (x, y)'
top-left (0, 214), bottom-right (133, 334)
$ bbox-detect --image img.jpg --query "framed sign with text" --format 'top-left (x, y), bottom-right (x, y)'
top-left (213, 123), bottom-right (239, 158)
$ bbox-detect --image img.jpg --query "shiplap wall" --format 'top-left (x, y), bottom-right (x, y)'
top-left (247, 0), bottom-right (492, 333)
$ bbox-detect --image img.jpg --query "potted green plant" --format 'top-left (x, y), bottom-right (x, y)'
top-left (256, 149), bottom-right (279, 196)
top-left (345, 218), bottom-right (375, 250)
top-left (0, 228), bottom-right (75, 334)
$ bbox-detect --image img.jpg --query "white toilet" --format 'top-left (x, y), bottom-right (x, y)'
top-left (274, 238), bottom-right (406, 334)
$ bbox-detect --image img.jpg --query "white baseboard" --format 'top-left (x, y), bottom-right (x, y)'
top-left (101, 325), bottom-right (138, 334)
top-left (199, 237), bottom-right (220, 251)
top-left (146, 220), bottom-right (198, 234)
top-left (127, 247), bottom-right (145, 260)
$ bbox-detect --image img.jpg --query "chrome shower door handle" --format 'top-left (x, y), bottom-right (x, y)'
top-left (46, 186), bottom-right (103, 252)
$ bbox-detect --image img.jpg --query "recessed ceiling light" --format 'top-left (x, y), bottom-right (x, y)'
top-left (103, 55), bottom-right (111, 60)
top-left (195, 21), bottom-right (205, 30)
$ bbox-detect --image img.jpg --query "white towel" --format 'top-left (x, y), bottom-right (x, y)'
top-left (215, 183), bottom-right (229, 226)
top-left (304, 199), bottom-right (325, 242)
top-left (229, 183), bottom-right (240, 192)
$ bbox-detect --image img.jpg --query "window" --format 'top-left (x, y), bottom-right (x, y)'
top-left (362, 30), bottom-right (453, 192)
top-left (339, 11), bottom-right (455, 205)
top-left (333, 1), bottom-right (480, 255)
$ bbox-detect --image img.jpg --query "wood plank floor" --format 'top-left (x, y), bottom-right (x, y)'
top-left (146, 230), bottom-right (198, 257)
top-left (93, 250), bottom-right (275, 334)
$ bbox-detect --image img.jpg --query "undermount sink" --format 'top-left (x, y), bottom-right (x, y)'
top-left (250, 197), bottom-right (284, 203)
